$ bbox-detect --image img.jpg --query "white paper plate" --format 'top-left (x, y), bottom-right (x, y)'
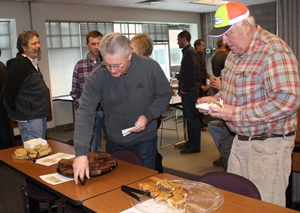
top-left (196, 100), bottom-right (223, 111)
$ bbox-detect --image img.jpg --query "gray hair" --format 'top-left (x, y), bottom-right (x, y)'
top-left (235, 15), bottom-right (256, 33)
top-left (99, 33), bottom-right (131, 58)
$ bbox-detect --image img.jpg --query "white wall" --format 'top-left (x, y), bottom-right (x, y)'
top-left (0, 1), bottom-right (201, 131)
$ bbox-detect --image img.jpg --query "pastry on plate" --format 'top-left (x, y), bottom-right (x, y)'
top-left (172, 188), bottom-right (188, 199)
top-left (167, 195), bottom-right (186, 209)
top-left (155, 192), bottom-right (172, 205)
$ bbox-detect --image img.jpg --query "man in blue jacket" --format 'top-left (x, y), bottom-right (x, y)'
top-left (4, 31), bottom-right (49, 142)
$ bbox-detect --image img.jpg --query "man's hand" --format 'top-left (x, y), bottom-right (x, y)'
top-left (201, 85), bottom-right (208, 92)
top-left (73, 156), bottom-right (90, 184)
top-left (131, 115), bottom-right (147, 133)
top-left (208, 104), bottom-right (233, 122)
top-left (212, 77), bottom-right (222, 91)
top-left (8, 116), bottom-right (16, 122)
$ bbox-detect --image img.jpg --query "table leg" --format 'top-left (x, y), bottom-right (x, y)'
top-left (174, 117), bottom-right (187, 147)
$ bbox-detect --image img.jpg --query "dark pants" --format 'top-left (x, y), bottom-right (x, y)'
top-left (219, 125), bottom-right (235, 171)
top-left (198, 87), bottom-right (206, 126)
top-left (181, 93), bottom-right (201, 149)
top-left (0, 104), bottom-right (14, 149)
top-left (105, 136), bottom-right (157, 170)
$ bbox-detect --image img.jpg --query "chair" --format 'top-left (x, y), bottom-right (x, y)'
top-left (64, 202), bottom-right (84, 213)
top-left (111, 149), bottom-right (143, 166)
top-left (66, 139), bottom-right (74, 146)
top-left (197, 172), bottom-right (261, 200)
top-left (158, 114), bottom-right (179, 149)
top-left (23, 182), bottom-right (62, 213)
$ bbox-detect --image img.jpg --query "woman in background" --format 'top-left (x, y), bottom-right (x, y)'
top-left (130, 32), bottom-right (153, 57)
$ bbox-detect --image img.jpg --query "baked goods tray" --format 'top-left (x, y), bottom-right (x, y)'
top-left (12, 148), bottom-right (53, 160)
top-left (131, 180), bottom-right (224, 213)
top-left (57, 161), bottom-right (118, 178)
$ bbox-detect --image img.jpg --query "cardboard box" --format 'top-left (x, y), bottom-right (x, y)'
top-left (24, 138), bottom-right (48, 149)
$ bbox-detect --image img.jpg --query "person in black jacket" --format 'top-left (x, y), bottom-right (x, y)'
top-left (4, 31), bottom-right (49, 143)
top-left (194, 39), bottom-right (208, 131)
top-left (177, 31), bottom-right (201, 154)
top-left (0, 49), bottom-right (14, 149)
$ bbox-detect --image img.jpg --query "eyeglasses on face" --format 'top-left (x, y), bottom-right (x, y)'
top-left (101, 60), bottom-right (126, 70)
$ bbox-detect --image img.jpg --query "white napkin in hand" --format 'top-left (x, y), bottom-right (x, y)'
top-left (196, 99), bottom-right (224, 111)
top-left (122, 121), bottom-right (141, 137)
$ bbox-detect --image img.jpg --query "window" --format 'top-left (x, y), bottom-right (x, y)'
top-left (169, 29), bottom-right (184, 66)
top-left (46, 21), bottom-right (186, 96)
top-left (0, 21), bottom-right (12, 64)
top-left (46, 22), bottom-right (114, 96)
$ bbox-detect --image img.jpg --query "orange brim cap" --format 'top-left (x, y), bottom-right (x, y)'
top-left (208, 1), bottom-right (250, 37)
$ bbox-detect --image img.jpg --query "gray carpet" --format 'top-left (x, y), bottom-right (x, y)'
top-left (0, 164), bottom-right (26, 213)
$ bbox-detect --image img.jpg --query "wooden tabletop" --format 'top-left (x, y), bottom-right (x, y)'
top-left (82, 173), bottom-right (298, 213)
top-left (0, 140), bottom-right (158, 205)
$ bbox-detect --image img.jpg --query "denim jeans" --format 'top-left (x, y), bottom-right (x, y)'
top-left (181, 93), bottom-right (201, 149)
top-left (18, 117), bottom-right (47, 142)
top-left (207, 120), bottom-right (225, 148)
top-left (219, 126), bottom-right (235, 171)
top-left (105, 135), bottom-right (157, 170)
top-left (91, 108), bottom-right (107, 153)
top-left (228, 135), bottom-right (295, 206)
top-left (0, 104), bottom-right (14, 149)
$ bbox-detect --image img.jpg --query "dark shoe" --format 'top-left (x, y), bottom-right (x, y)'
top-left (213, 157), bottom-right (224, 167)
top-left (201, 123), bottom-right (207, 127)
top-left (176, 142), bottom-right (190, 149)
top-left (180, 147), bottom-right (201, 154)
top-left (201, 127), bottom-right (206, 131)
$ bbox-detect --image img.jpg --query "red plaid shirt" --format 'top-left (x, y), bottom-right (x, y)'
top-left (216, 25), bottom-right (300, 136)
top-left (70, 53), bottom-right (101, 107)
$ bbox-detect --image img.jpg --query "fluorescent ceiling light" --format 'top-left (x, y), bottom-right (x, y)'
top-left (137, 0), bottom-right (166, 5)
top-left (191, 0), bottom-right (229, 6)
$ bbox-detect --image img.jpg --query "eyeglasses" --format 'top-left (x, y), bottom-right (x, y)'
top-left (101, 60), bottom-right (127, 70)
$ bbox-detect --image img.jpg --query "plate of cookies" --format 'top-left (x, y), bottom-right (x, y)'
top-left (57, 153), bottom-right (118, 178)
top-left (131, 177), bottom-right (224, 213)
top-left (12, 144), bottom-right (52, 160)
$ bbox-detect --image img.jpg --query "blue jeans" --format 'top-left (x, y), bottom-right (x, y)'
top-left (105, 136), bottom-right (157, 170)
top-left (181, 93), bottom-right (201, 149)
top-left (0, 104), bottom-right (14, 149)
top-left (91, 108), bottom-right (107, 153)
top-left (18, 117), bottom-right (47, 142)
top-left (207, 120), bottom-right (225, 148)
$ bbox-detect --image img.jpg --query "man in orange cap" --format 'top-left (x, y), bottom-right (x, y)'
top-left (198, 1), bottom-right (299, 207)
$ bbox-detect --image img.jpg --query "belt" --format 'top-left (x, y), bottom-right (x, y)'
top-left (237, 131), bottom-right (295, 141)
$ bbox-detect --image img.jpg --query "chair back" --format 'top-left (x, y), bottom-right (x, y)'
top-left (111, 149), bottom-right (143, 166)
top-left (65, 202), bottom-right (84, 213)
top-left (66, 139), bottom-right (74, 146)
top-left (198, 172), bottom-right (261, 200)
